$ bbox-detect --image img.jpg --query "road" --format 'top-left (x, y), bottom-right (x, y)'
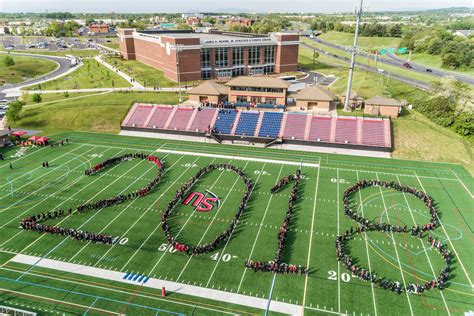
top-left (307, 36), bottom-right (474, 85)
top-left (0, 51), bottom-right (74, 96)
top-left (301, 41), bottom-right (431, 90)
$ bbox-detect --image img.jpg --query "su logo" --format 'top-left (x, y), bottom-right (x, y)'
top-left (183, 191), bottom-right (219, 212)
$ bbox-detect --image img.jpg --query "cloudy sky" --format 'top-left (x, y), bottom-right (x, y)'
top-left (1, 0), bottom-right (472, 13)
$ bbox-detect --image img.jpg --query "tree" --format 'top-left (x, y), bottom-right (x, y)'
top-left (6, 100), bottom-right (24, 122)
top-left (32, 93), bottom-right (42, 103)
top-left (3, 55), bottom-right (15, 66)
top-left (388, 24), bottom-right (403, 38)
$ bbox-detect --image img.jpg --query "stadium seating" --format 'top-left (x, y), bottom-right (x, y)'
top-left (189, 108), bottom-right (217, 133)
top-left (258, 112), bottom-right (283, 138)
top-left (308, 116), bottom-right (332, 142)
top-left (335, 118), bottom-right (358, 144)
top-left (214, 110), bottom-right (237, 134)
top-left (126, 105), bottom-right (153, 127)
top-left (235, 112), bottom-right (260, 136)
top-left (168, 108), bottom-right (194, 131)
top-left (361, 119), bottom-right (386, 146)
top-left (146, 107), bottom-right (173, 129)
top-left (283, 113), bottom-right (308, 140)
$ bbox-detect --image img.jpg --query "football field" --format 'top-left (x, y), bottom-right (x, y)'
top-left (0, 131), bottom-right (472, 315)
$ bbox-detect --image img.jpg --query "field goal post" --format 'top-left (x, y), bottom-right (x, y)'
top-left (0, 305), bottom-right (37, 316)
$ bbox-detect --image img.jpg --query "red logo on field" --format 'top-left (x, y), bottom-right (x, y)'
top-left (183, 191), bottom-right (219, 212)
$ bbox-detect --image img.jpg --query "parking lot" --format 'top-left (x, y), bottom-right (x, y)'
top-left (1, 35), bottom-right (115, 51)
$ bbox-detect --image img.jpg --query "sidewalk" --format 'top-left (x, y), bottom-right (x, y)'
top-left (95, 55), bottom-right (144, 89)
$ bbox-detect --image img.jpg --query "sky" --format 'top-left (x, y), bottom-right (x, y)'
top-left (0, 0), bottom-right (472, 13)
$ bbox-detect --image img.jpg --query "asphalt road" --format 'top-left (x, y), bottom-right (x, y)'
top-left (0, 52), bottom-right (73, 94)
top-left (308, 36), bottom-right (474, 85)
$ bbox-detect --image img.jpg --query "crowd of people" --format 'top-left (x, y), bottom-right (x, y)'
top-left (20, 153), bottom-right (164, 245)
top-left (245, 169), bottom-right (309, 275)
top-left (335, 179), bottom-right (452, 294)
top-left (161, 163), bottom-right (253, 256)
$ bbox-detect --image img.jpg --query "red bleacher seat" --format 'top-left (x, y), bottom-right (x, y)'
top-left (362, 120), bottom-right (386, 146)
top-left (168, 108), bottom-right (194, 131)
top-left (127, 105), bottom-right (153, 127)
top-left (190, 108), bottom-right (216, 132)
top-left (146, 107), bottom-right (173, 129)
top-left (335, 118), bottom-right (357, 144)
top-left (283, 113), bottom-right (307, 140)
top-left (309, 116), bottom-right (332, 142)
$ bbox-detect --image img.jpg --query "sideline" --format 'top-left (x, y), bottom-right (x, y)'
top-left (155, 148), bottom-right (320, 168)
top-left (11, 254), bottom-right (303, 316)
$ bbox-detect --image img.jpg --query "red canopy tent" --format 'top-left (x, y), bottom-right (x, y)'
top-left (36, 137), bottom-right (49, 143)
top-left (28, 136), bottom-right (40, 141)
top-left (11, 131), bottom-right (27, 137)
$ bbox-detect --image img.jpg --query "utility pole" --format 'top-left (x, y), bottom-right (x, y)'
top-left (343, 0), bottom-right (364, 112)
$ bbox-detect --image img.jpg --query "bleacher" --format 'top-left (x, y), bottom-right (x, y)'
top-left (147, 107), bottom-right (173, 129)
top-left (190, 108), bottom-right (217, 132)
top-left (308, 116), bottom-right (332, 142)
top-left (235, 112), bottom-right (260, 136)
top-left (284, 113), bottom-right (308, 140)
top-left (362, 119), bottom-right (386, 146)
top-left (121, 103), bottom-right (392, 151)
top-left (214, 110), bottom-right (237, 134)
top-left (126, 105), bottom-right (153, 127)
top-left (168, 108), bottom-right (194, 131)
top-left (335, 118), bottom-right (358, 144)
top-left (258, 112), bottom-right (283, 138)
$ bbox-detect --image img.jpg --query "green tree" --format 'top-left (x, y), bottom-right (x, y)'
top-left (6, 100), bottom-right (24, 122)
top-left (32, 93), bottom-right (42, 103)
top-left (3, 55), bottom-right (15, 66)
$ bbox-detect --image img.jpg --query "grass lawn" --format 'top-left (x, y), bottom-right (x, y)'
top-left (103, 56), bottom-right (180, 88)
top-left (25, 59), bottom-right (131, 90)
top-left (11, 91), bottom-right (185, 133)
top-left (318, 31), bottom-right (402, 52)
top-left (0, 54), bottom-right (57, 85)
top-left (20, 92), bottom-right (100, 106)
top-left (103, 43), bottom-right (119, 50)
top-left (0, 131), bottom-right (471, 315)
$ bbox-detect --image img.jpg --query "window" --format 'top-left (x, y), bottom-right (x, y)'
top-left (237, 96), bottom-right (248, 103)
top-left (201, 70), bottom-right (212, 79)
top-left (265, 97), bottom-right (277, 104)
top-left (264, 46), bottom-right (275, 64)
top-left (248, 67), bottom-right (264, 76)
top-left (248, 46), bottom-right (260, 65)
top-left (232, 67), bottom-right (244, 77)
top-left (251, 96), bottom-right (262, 104)
top-left (215, 47), bottom-right (228, 68)
top-left (264, 65), bottom-right (275, 74)
top-left (201, 48), bottom-right (210, 68)
top-left (232, 47), bottom-right (244, 65)
top-left (217, 69), bottom-right (232, 79)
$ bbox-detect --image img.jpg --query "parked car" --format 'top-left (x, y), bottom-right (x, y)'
top-left (403, 62), bottom-right (412, 69)
top-left (426, 68), bottom-right (433, 72)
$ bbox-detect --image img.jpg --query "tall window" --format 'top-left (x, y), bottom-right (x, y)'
top-left (232, 47), bottom-right (244, 65)
top-left (232, 68), bottom-right (244, 77)
top-left (215, 47), bottom-right (228, 68)
top-left (201, 70), bottom-right (212, 79)
top-left (201, 49), bottom-right (210, 68)
top-left (248, 46), bottom-right (260, 65)
top-left (264, 46), bottom-right (275, 64)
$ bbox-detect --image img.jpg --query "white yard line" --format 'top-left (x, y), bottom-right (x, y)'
top-left (301, 158), bottom-right (321, 315)
top-left (156, 148), bottom-right (319, 168)
top-left (395, 175), bottom-right (451, 315)
top-left (11, 254), bottom-right (303, 315)
top-left (336, 169), bottom-right (341, 313)
top-left (236, 162), bottom-right (284, 293)
top-left (414, 172), bottom-right (473, 288)
top-left (205, 162), bottom-right (271, 287)
top-left (0, 146), bottom-right (50, 169)
top-left (175, 161), bottom-right (250, 282)
top-left (375, 173), bottom-right (414, 316)
top-left (68, 154), bottom-right (175, 263)
top-left (450, 170), bottom-right (474, 198)
top-left (91, 154), bottom-right (188, 267)
top-left (355, 170), bottom-right (378, 316)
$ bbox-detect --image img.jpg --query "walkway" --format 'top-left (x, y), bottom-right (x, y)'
top-left (11, 254), bottom-right (302, 315)
top-left (95, 55), bottom-right (144, 89)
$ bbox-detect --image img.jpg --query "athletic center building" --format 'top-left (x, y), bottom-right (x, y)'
top-left (118, 29), bottom-right (300, 82)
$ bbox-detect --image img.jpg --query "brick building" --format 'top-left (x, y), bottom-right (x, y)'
top-left (226, 18), bottom-right (256, 27)
top-left (364, 95), bottom-right (402, 118)
top-left (89, 24), bottom-right (109, 34)
top-left (118, 29), bottom-right (300, 82)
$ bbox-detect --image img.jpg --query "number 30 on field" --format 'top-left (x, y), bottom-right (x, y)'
top-left (328, 270), bottom-right (351, 282)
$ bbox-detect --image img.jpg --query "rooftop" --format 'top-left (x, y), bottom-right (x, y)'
top-left (188, 82), bottom-right (228, 96)
top-left (226, 76), bottom-right (291, 89)
top-left (295, 85), bottom-right (337, 101)
top-left (365, 95), bottom-right (401, 107)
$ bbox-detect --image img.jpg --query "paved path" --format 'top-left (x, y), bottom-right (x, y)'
top-left (11, 254), bottom-right (303, 315)
top-left (0, 51), bottom-right (75, 95)
top-left (95, 55), bottom-right (144, 89)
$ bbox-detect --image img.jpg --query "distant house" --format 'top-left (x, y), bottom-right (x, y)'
top-left (226, 18), bottom-right (256, 28)
top-left (89, 24), bottom-right (109, 34)
top-left (291, 85), bottom-right (338, 112)
top-left (364, 95), bottom-right (402, 117)
top-left (187, 82), bottom-right (228, 104)
top-left (453, 30), bottom-right (474, 38)
top-left (186, 17), bottom-right (201, 27)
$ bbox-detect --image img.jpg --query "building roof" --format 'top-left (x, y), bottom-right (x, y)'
top-left (188, 81), bottom-right (228, 96)
top-left (365, 95), bottom-right (401, 107)
top-left (294, 85), bottom-right (336, 101)
top-left (226, 76), bottom-right (291, 89)
top-left (341, 91), bottom-right (363, 100)
top-left (454, 30), bottom-right (474, 37)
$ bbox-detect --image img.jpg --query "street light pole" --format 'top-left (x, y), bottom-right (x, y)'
top-left (343, 0), bottom-right (364, 112)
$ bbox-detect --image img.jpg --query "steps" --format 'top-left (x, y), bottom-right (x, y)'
top-left (163, 107), bottom-right (178, 130)
top-left (279, 113), bottom-right (288, 138)
top-left (230, 111), bottom-right (241, 136)
top-left (356, 118), bottom-right (363, 145)
top-left (143, 106), bottom-right (158, 128)
top-left (185, 108), bottom-right (199, 131)
top-left (330, 117), bottom-right (337, 143)
top-left (303, 114), bottom-right (312, 141)
top-left (253, 112), bottom-right (265, 137)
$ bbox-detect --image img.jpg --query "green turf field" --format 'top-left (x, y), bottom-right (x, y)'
top-left (0, 131), bottom-right (472, 315)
